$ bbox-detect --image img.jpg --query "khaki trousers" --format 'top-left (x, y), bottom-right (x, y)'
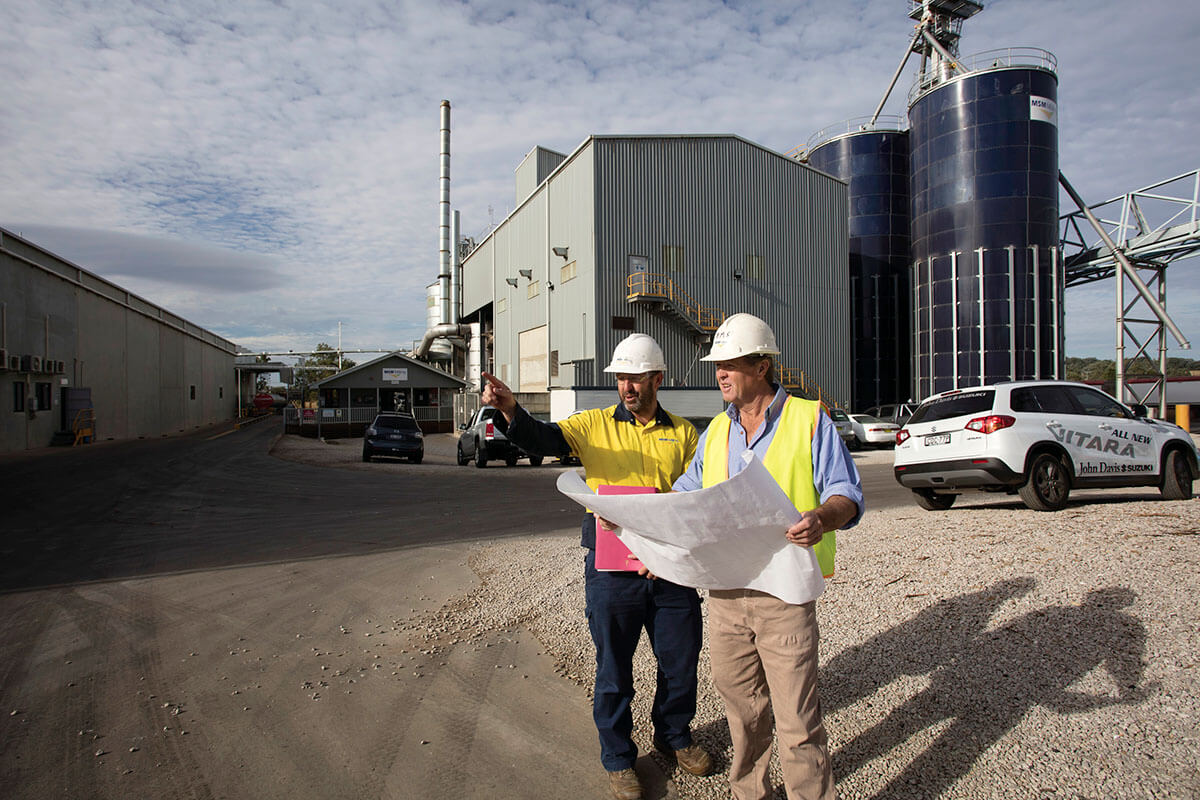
top-left (708, 589), bottom-right (833, 800)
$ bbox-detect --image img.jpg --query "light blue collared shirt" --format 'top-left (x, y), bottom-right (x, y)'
top-left (672, 386), bottom-right (865, 528)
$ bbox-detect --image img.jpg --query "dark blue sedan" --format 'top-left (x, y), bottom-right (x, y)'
top-left (362, 413), bottom-right (424, 463)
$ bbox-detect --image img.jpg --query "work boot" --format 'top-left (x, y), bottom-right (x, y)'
top-left (653, 736), bottom-right (714, 776)
top-left (606, 767), bottom-right (642, 800)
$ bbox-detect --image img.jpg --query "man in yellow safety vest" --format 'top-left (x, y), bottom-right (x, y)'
top-left (672, 313), bottom-right (864, 800)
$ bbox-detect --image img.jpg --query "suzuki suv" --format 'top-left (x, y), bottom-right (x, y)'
top-left (893, 381), bottom-right (1197, 511)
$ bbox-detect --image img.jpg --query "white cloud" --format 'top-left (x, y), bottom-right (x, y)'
top-left (1, 0), bottom-right (1198, 359)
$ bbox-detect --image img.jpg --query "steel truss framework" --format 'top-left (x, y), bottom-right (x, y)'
top-left (1060, 169), bottom-right (1200, 413)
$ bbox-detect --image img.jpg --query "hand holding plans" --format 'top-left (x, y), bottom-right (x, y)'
top-left (556, 452), bottom-right (826, 605)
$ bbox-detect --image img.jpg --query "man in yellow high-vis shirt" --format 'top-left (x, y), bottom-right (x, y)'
top-left (673, 313), bottom-right (864, 800)
top-left (482, 333), bottom-right (712, 800)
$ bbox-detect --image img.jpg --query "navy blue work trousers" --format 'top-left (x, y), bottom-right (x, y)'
top-left (583, 547), bottom-right (703, 772)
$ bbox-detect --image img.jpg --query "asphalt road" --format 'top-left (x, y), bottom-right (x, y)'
top-left (0, 420), bottom-right (586, 593)
top-left (0, 421), bottom-right (909, 594)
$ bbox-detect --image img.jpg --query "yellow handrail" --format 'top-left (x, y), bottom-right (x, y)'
top-left (72, 408), bottom-right (96, 446)
top-left (626, 272), bottom-right (726, 332)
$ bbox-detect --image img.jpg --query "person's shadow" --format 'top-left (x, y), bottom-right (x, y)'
top-left (825, 583), bottom-right (1152, 799)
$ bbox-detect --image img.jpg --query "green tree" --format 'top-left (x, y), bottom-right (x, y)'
top-left (255, 352), bottom-right (271, 393)
top-left (294, 343), bottom-right (356, 403)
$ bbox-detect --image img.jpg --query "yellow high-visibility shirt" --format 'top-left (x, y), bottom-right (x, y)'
top-left (558, 403), bottom-right (698, 494)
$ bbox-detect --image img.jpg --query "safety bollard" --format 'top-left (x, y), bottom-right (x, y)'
top-left (1176, 403), bottom-right (1191, 432)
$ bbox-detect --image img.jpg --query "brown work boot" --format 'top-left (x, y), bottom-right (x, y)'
top-left (606, 767), bottom-right (643, 800)
top-left (653, 736), bottom-right (714, 776)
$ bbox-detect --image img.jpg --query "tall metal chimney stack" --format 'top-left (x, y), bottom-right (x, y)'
top-left (438, 99), bottom-right (451, 326)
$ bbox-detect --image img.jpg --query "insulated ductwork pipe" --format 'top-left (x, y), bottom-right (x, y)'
top-left (416, 323), bottom-right (471, 359)
top-left (438, 100), bottom-right (452, 326)
top-left (451, 209), bottom-right (461, 325)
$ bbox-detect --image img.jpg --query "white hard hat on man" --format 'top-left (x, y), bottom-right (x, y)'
top-left (701, 313), bottom-right (780, 361)
top-left (604, 333), bottom-right (668, 373)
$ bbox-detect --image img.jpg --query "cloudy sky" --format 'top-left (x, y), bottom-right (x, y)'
top-left (2, 0), bottom-right (1198, 361)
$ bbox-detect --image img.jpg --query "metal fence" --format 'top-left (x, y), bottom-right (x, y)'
top-left (282, 403), bottom-right (457, 437)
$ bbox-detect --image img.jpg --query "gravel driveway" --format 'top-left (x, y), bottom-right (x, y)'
top-left (405, 446), bottom-right (1200, 800)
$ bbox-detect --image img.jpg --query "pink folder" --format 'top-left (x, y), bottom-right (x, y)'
top-left (594, 484), bottom-right (657, 572)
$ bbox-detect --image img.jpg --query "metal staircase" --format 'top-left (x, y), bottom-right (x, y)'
top-left (626, 272), bottom-right (844, 407)
top-left (626, 272), bottom-right (725, 337)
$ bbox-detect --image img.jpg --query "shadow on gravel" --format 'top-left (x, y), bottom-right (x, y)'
top-left (823, 578), bottom-right (1152, 799)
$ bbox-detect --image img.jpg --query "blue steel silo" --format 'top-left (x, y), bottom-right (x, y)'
top-left (906, 1), bottom-right (1062, 397)
top-left (807, 119), bottom-right (911, 409)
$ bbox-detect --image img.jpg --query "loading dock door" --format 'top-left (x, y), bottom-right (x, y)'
top-left (518, 325), bottom-right (548, 393)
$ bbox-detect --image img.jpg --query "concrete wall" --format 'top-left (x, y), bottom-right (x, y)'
top-left (1, 228), bottom-right (238, 452)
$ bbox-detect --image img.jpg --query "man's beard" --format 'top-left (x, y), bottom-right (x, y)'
top-left (624, 387), bottom-right (652, 414)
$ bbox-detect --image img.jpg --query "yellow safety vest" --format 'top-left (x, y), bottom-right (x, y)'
top-left (701, 396), bottom-right (836, 578)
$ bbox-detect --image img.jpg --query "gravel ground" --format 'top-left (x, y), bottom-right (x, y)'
top-left (405, 446), bottom-right (1200, 800)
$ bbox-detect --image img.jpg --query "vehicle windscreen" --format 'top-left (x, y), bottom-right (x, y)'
top-left (828, 409), bottom-right (849, 421)
top-left (374, 416), bottom-right (420, 431)
top-left (907, 390), bottom-right (995, 425)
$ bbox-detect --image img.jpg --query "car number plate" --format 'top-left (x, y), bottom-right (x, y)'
top-left (924, 433), bottom-right (951, 446)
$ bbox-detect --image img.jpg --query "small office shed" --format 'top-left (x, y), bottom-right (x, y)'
top-left (293, 352), bottom-right (467, 437)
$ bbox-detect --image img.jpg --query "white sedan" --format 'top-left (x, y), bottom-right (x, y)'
top-left (849, 414), bottom-right (900, 449)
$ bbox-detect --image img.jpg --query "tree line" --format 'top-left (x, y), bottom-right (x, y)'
top-left (1065, 357), bottom-right (1200, 382)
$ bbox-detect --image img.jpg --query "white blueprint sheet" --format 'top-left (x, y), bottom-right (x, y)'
top-left (556, 452), bottom-right (825, 605)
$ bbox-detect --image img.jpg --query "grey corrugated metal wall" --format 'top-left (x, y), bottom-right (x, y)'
top-left (460, 134), bottom-right (850, 404)
top-left (592, 136), bottom-right (850, 403)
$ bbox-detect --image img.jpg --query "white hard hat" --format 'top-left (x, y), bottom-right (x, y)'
top-left (603, 333), bottom-right (668, 373)
top-left (700, 313), bottom-right (781, 361)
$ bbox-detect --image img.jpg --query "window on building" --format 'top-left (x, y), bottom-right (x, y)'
top-left (612, 315), bottom-right (635, 331)
top-left (219, 386), bottom-right (224, 399)
top-left (663, 245), bottom-right (685, 274)
top-left (497, 297), bottom-right (508, 314)
top-left (13, 381), bottom-right (26, 412)
top-left (190, 385), bottom-right (196, 400)
top-left (560, 261), bottom-right (577, 283)
top-left (35, 382), bottom-right (52, 411)
top-left (350, 388), bottom-right (376, 407)
top-left (746, 254), bottom-right (766, 280)
top-left (550, 350), bottom-right (559, 378)
top-left (528, 280), bottom-right (540, 299)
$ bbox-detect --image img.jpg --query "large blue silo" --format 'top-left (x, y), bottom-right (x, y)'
top-left (808, 121), bottom-right (911, 409)
top-left (908, 53), bottom-right (1063, 398)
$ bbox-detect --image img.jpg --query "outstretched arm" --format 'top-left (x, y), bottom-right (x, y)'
top-left (480, 371), bottom-right (572, 458)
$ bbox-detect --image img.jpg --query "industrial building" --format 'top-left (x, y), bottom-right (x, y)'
top-left (0, 227), bottom-right (239, 453)
top-left (420, 111), bottom-right (853, 420)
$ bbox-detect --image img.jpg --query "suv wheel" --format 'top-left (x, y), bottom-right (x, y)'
top-left (505, 453), bottom-right (519, 467)
top-left (456, 441), bottom-right (469, 466)
top-left (1019, 452), bottom-right (1071, 511)
top-left (528, 455), bottom-right (544, 467)
top-left (1161, 448), bottom-right (1194, 500)
top-left (475, 441), bottom-right (489, 468)
top-left (912, 489), bottom-right (955, 510)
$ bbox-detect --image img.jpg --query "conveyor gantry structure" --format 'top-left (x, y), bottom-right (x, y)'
top-left (1059, 168), bottom-right (1200, 412)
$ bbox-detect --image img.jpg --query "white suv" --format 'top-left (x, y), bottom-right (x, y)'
top-left (893, 381), bottom-right (1198, 511)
